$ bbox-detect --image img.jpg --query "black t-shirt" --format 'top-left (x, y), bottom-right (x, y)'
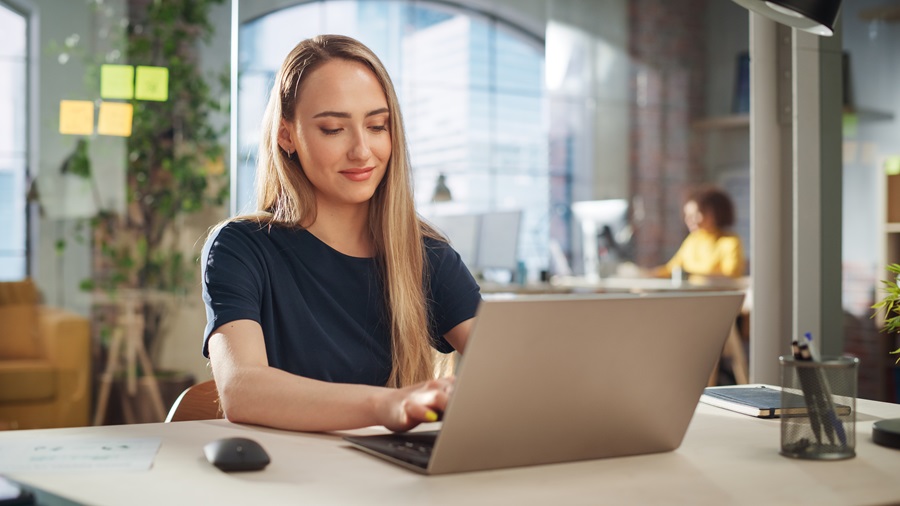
top-left (201, 220), bottom-right (481, 386)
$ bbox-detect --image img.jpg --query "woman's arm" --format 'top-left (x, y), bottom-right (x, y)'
top-left (443, 317), bottom-right (474, 354)
top-left (718, 235), bottom-right (745, 278)
top-left (208, 319), bottom-right (452, 432)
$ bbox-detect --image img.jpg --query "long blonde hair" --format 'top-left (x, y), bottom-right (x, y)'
top-left (253, 34), bottom-right (441, 388)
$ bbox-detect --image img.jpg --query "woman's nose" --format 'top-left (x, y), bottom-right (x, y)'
top-left (348, 130), bottom-right (372, 160)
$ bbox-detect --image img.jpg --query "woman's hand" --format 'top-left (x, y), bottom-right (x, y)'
top-left (376, 377), bottom-right (455, 432)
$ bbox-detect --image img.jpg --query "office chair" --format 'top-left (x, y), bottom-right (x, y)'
top-left (164, 379), bottom-right (223, 422)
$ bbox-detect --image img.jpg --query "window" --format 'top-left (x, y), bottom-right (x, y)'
top-left (0, 1), bottom-right (28, 280)
top-left (237, 1), bottom-right (549, 275)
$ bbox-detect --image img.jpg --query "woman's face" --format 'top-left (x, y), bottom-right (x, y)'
top-left (683, 200), bottom-right (711, 233)
top-left (279, 59), bottom-right (391, 211)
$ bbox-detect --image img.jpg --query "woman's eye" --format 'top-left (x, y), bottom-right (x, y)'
top-left (321, 128), bottom-right (342, 135)
top-left (369, 124), bottom-right (387, 132)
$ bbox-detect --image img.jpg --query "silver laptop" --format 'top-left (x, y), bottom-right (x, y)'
top-left (344, 291), bottom-right (745, 474)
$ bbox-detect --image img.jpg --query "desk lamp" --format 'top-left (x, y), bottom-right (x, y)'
top-left (730, 0), bottom-right (842, 36)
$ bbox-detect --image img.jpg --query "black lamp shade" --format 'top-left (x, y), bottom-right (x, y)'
top-left (731, 0), bottom-right (842, 36)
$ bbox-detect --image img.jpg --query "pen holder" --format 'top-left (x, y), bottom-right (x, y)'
top-left (779, 356), bottom-right (858, 460)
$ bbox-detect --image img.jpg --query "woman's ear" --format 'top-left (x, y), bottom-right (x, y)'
top-left (277, 119), bottom-right (296, 156)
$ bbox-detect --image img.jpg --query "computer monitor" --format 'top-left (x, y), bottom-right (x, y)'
top-left (428, 214), bottom-right (481, 268)
top-left (571, 199), bottom-right (629, 280)
top-left (476, 210), bottom-right (522, 273)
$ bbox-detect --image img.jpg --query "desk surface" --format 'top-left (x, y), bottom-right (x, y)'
top-left (3, 397), bottom-right (900, 505)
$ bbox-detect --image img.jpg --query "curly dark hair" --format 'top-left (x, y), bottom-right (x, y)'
top-left (688, 185), bottom-right (735, 229)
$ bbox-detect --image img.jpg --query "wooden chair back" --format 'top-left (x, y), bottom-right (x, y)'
top-left (165, 379), bottom-right (224, 422)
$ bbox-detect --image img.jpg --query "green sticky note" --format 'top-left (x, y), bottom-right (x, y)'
top-left (135, 66), bottom-right (169, 101)
top-left (100, 64), bottom-right (135, 99)
top-left (885, 156), bottom-right (900, 176)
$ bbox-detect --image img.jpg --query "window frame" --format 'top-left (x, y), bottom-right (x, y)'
top-left (0, 0), bottom-right (35, 280)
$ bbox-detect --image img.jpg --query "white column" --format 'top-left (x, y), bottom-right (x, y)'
top-left (750, 14), bottom-right (844, 383)
top-left (792, 27), bottom-right (843, 358)
top-left (749, 15), bottom-right (791, 384)
top-left (792, 30), bottom-right (823, 351)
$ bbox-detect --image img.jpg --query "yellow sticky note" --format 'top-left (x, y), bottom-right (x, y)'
top-left (59, 100), bottom-right (94, 135)
top-left (100, 64), bottom-right (135, 99)
top-left (97, 101), bottom-right (133, 137)
top-left (135, 66), bottom-right (169, 101)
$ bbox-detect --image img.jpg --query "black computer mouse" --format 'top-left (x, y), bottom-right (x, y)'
top-left (204, 437), bottom-right (271, 472)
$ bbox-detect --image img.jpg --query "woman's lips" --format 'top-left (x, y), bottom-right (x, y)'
top-left (339, 167), bottom-right (374, 182)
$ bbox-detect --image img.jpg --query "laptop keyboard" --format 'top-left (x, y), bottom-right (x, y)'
top-left (388, 439), bottom-right (433, 466)
top-left (346, 431), bottom-right (438, 469)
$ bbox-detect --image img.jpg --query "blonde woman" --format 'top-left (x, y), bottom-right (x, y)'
top-left (201, 35), bottom-right (480, 432)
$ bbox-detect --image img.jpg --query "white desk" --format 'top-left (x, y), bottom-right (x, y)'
top-left (3, 399), bottom-right (900, 505)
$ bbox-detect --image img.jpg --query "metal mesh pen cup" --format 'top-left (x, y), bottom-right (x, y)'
top-left (779, 356), bottom-right (858, 460)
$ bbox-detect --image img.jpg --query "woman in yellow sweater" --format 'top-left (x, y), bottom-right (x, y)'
top-left (655, 185), bottom-right (745, 279)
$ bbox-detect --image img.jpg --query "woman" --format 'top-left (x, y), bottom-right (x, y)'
top-left (201, 35), bottom-right (481, 433)
top-left (654, 185), bottom-right (745, 279)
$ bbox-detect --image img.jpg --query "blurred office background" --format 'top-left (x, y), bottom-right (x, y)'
top-left (2, 0), bottom-right (900, 427)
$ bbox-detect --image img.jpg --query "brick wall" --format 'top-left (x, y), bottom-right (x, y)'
top-left (629, 0), bottom-right (708, 267)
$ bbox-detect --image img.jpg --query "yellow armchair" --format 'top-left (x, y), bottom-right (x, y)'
top-left (0, 280), bottom-right (91, 429)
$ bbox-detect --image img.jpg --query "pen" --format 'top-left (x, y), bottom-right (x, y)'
top-left (796, 341), bottom-right (834, 445)
top-left (803, 333), bottom-right (847, 447)
top-left (792, 340), bottom-right (823, 445)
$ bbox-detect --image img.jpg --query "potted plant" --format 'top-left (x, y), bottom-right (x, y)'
top-left (871, 263), bottom-right (900, 449)
top-left (872, 263), bottom-right (900, 364)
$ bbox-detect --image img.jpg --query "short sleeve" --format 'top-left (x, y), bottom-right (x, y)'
top-left (201, 223), bottom-right (266, 357)
top-left (425, 239), bottom-right (482, 353)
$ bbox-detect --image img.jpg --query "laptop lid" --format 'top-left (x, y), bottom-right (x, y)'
top-left (348, 291), bottom-right (745, 474)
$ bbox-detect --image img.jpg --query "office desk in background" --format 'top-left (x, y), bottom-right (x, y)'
top-left (480, 275), bottom-right (750, 296)
top-left (3, 398), bottom-right (900, 506)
